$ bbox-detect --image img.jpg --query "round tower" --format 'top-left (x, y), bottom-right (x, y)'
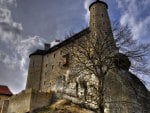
top-left (26, 50), bottom-right (44, 90)
top-left (89, 0), bottom-right (118, 56)
top-left (89, 0), bottom-right (112, 35)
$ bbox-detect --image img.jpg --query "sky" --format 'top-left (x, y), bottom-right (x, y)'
top-left (0, 0), bottom-right (150, 94)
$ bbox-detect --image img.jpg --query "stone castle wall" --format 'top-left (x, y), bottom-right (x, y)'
top-left (7, 89), bottom-right (32, 113)
top-left (1, 100), bottom-right (9, 113)
top-left (26, 31), bottom-right (90, 93)
top-left (30, 89), bottom-right (53, 112)
top-left (26, 55), bottom-right (43, 90)
top-left (0, 96), bottom-right (10, 112)
top-left (40, 47), bottom-right (68, 92)
top-left (104, 69), bottom-right (150, 113)
top-left (25, 30), bottom-right (150, 112)
top-left (1, 89), bottom-right (52, 113)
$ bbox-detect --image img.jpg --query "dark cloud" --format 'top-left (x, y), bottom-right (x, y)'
top-left (0, 0), bottom-right (17, 8)
top-left (0, 64), bottom-right (25, 93)
top-left (0, 22), bottom-right (22, 34)
top-left (0, 0), bottom-right (45, 93)
top-left (115, 0), bottom-right (150, 41)
top-left (12, 0), bottom-right (87, 41)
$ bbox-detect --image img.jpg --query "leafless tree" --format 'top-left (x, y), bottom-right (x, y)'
top-left (63, 24), bottom-right (150, 112)
top-left (64, 29), bottom-right (121, 112)
top-left (113, 23), bottom-right (150, 76)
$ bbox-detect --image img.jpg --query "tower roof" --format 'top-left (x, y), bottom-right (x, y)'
top-left (0, 85), bottom-right (13, 96)
top-left (89, 0), bottom-right (108, 10)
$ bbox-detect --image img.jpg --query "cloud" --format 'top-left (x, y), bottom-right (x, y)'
top-left (115, 0), bottom-right (150, 90)
top-left (115, 0), bottom-right (150, 40)
top-left (0, 0), bottom-right (46, 93)
top-left (84, 0), bottom-right (93, 24)
top-left (0, 0), bottom-right (17, 8)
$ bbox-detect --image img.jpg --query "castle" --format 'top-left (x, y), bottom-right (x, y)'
top-left (1, 0), bottom-right (150, 113)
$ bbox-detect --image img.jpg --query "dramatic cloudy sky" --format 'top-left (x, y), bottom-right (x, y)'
top-left (0, 0), bottom-right (150, 94)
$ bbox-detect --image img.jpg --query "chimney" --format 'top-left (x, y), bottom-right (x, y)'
top-left (44, 43), bottom-right (51, 50)
top-left (55, 39), bottom-right (61, 42)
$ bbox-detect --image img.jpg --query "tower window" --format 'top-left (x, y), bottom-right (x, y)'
top-left (102, 22), bottom-right (105, 26)
top-left (54, 53), bottom-right (56, 58)
top-left (44, 81), bottom-right (46, 85)
top-left (102, 14), bottom-right (104, 17)
top-left (32, 61), bottom-right (35, 67)
top-left (93, 23), bottom-right (95, 27)
top-left (59, 62), bottom-right (61, 66)
top-left (52, 65), bottom-right (54, 69)
top-left (62, 54), bottom-right (69, 67)
top-left (60, 51), bottom-right (63, 55)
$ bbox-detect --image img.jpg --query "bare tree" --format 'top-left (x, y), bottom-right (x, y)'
top-left (63, 24), bottom-right (150, 112)
top-left (113, 24), bottom-right (150, 76)
top-left (64, 29), bottom-right (121, 112)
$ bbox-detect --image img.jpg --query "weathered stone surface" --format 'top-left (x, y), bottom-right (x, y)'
top-left (104, 69), bottom-right (150, 113)
top-left (2, 89), bottom-right (53, 113)
top-left (0, 96), bottom-right (10, 112)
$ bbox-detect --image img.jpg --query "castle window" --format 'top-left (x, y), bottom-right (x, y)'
top-left (102, 14), bottom-right (104, 17)
top-left (102, 22), bottom-right (105, 26)
top-left (52, 65), bottom-right (54, 69)
top-left (62, 54), bottom-right (69, 67)
top-left (44, 81), bottom-right (46, 85)
top-left (60, 51), bottom-right (63, 55)
top-left (59, 62), bottom-right (61, 66)
top-left (93, 23), bottom-right (95, 27)
top-left (93, 32), bottom-right (97, 36)
top-left (32, 61), bottom-right (35, 67)
top-left (46, 64), bottom-right (48, 67)
top-left (47, 54), bottom-right (49, 58)
top-left (54, 53), bottom-right (56, 58)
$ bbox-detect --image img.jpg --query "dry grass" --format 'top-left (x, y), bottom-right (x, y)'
top-left (33, 99), bottom-right (94, 113)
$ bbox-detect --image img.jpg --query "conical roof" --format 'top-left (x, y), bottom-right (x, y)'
top-left (89, 0), bottom-right (108, 10)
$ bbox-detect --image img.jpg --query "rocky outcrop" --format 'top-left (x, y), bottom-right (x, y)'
top-left (33, 99), bottom-right (95, 113)
top-left (53, 68), bottom-right (150, 113)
